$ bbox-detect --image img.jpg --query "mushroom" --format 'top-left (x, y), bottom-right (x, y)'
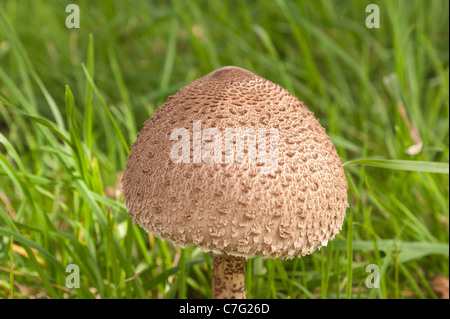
top-left (122, 66), bottom-right (348, 299)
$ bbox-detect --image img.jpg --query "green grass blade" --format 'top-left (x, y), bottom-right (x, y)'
top-left (344, 159), bottom-right (449, 174)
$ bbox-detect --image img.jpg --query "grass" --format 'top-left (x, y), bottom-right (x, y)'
top-left (0, 0), bottom-right (448, 299)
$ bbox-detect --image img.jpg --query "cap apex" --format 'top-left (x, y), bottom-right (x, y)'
top-left (208, 66), bottom-right (256, 81)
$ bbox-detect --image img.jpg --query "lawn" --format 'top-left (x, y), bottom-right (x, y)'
top-left (0, 0), bottom-right (448, 299)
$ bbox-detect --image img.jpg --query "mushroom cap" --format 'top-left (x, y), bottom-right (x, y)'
top-left (122, 66), bottom-right (348, 259)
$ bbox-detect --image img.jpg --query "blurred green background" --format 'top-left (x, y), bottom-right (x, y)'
top-left (0, 0), bottom-right (448, 299)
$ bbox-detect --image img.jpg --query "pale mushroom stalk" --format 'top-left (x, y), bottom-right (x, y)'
top-left (211, 253), bottom-right (246, 299)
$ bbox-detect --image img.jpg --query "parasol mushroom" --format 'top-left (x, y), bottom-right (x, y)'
top-left (122, 66), bottom-right (348, 299)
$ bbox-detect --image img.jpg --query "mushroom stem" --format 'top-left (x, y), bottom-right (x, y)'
top-left (212, 253), bottom-right (246, 299)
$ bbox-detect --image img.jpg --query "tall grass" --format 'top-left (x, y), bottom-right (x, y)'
top-left (0, 0), bottom-right (448, 299)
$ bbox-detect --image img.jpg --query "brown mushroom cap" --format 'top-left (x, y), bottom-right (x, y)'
top-left (123, 66), bottom-right (348, 259)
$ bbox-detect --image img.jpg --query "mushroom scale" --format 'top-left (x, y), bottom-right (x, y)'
top-left (122, 66), bottom-right (348, 260)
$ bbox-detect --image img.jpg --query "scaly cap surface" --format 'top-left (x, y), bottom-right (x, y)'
top-left (123, 66), bottom-right (348, 259)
